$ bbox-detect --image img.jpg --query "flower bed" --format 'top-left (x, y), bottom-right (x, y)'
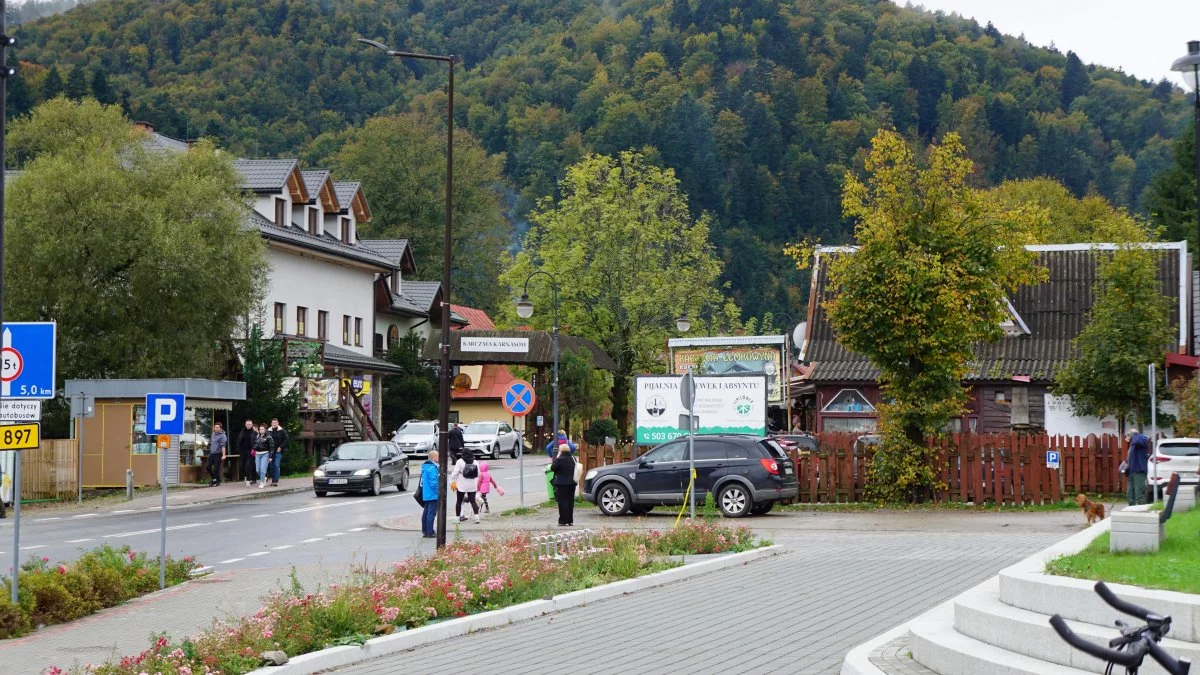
top-left (75, 522), bottom-right (758, 675)
top-left (1, 545), bottom-right (198, 639)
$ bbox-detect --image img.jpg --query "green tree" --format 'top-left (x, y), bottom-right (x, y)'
top-left (1061, 51), bottom-right (1090, 109)
top-left (988, 178), bottom-right (1152, 243)
top-left (64, 65), bottom-right (88, 100)
top-left (380, 333), bottom-right (437, 436)
top-left (4, 98), bottom-right (265, 383)
top-left (41, 65), bottom-right (63, 100)
top-left (501, 151), bottom-right (727, 436)
top-left (1170, 376), bottom-right (1199, 438)
top-left (1145, 125), bottom-right (1197, 258)
top-left (327, 113), bottom-right (511, 312)
top-left (557, 346), bottom-right (613, 435)
top-left (794, 130), bottom-right (1044, 502)
top-left (231, 324), bottom-right (304, 473)
top-left (1053, 245), bottom-right (1175, 432)
top-left (89, 68), bottom-right (116, 105)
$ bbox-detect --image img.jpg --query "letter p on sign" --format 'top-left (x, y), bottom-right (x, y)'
top-left (146, 394), bottom-right (185, 435)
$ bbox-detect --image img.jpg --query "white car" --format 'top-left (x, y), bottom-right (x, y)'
top-left (462, 421), bottom-right (522, 459)
top-left (1148, 437), bottom-right (1199, 498)
top-left (391, 420), bottom-right (439, 458)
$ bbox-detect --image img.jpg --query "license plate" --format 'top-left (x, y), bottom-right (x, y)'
top-left (785, 468), bottom-right (793, 475)
top-left (329, 478), bottom-right (348, 485)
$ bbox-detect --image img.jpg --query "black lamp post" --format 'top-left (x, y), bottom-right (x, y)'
top-left (358, 38), bottom-right (455, 549)
top-left (1172, 40), bottom-right (1200, 436)
top-left (515, 271), bottom-right (559, 444)
top-left (675, 302), bottom-right (715, 337)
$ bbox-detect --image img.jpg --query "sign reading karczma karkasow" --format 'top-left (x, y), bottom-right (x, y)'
top-left (634, 375), bottom-right (767, 445)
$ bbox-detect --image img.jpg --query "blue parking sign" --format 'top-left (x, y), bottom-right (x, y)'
top-left (146, 394), bottom-right (186, 435)
top-left (1047, 451), bottom-right (1060, 470)
top-left (1, 322), bottom-right (56, 400)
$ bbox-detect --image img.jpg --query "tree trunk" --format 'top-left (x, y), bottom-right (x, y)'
top-left (611, 374), bottom-right (631, 439)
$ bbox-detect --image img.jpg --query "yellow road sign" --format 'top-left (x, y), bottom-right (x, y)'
top-left (156, 434), bottom-right (171, 450)
top-left (0, 422), bottom-right (40, 451)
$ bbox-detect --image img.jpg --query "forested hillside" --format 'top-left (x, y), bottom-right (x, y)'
top-left (9, 0), bottom-right (1191, 318)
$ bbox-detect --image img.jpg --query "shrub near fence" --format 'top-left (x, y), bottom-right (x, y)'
top-left (576, 433), bottom-right (1125, 506)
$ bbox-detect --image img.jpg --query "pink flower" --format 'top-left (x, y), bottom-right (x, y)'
top-left (40, 556), bottom-right (49, 563)
top-left (56, 565), bottom-right (67, 575)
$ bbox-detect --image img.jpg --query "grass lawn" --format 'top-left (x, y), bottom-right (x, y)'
top-left (778, 497), bottom-right (1117, 513)
top-left (1046, 505), bottom-right (1200, 594)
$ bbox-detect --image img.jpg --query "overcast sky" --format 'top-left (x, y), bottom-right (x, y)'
top-left (909, 1), bottom-right (1198, 85)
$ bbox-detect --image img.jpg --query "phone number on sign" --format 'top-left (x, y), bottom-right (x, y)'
top-left (639, 431), bottom-right (685, 443)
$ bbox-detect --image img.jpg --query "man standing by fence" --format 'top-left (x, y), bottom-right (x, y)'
top-left (1125, 428), bottom-right (1150, 506)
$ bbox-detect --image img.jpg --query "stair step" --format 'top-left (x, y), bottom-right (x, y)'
top-left (909, 601), bottom-right (1093, 675)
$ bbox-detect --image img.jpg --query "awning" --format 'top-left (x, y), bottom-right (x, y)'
top-left (323, 344), bottom-right (406, 375)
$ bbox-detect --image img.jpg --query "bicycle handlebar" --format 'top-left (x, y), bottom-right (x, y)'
top-left (1095, 581), bottom-right (1156, 622)
top-left (1146, 641), bottom-right (1192, 675)
top-left (1049, 615), bottom-right (1142, 667)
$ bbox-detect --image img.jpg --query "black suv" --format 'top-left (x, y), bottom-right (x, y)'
top-left (582, 435), bottom-right (798, 517)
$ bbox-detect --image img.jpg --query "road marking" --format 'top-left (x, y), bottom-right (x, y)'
top-left (300, 537), bottom-right (323, 543)
top-left (272, 545), bottom-right (294, 550)
top-left (278, 499), bottom-right (370, 515)
top-left (383, 495), bottom-right (400, 499)
top-left (501, 473), bottom-right (545, 480)
top-left (34, 517), bottom-right (61, 522)
top-left (112, 510), bottom-right (135, 514)
top-left (347, 527), bottom-right (368, 532)
top-left (66, 538), bottom-right (94, 544)
top-left (325, 532), bottom-right (344, 537)
top-left (72, 513), bottom-right (100, 518)
top-left (216, 518), bottom-right (239, 523)
top-left (167, 523), bottom-right (206, 532)
top-left (107, 528), bottom-right (160, 538)
top-left (20, 545), bottom-right (47, 550)
top-left (246, 551), bottom-right (269, 557)
top-left (252, 514), bottom-right (271, 518)
top-left (218, 558), bottom-right (244, 564)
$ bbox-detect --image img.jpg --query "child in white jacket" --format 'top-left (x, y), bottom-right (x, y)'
top-left (448, 450), bottom-right (482, 523)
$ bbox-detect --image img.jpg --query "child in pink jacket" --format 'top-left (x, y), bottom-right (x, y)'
top-left (478, 461), bottom-right (504, 513)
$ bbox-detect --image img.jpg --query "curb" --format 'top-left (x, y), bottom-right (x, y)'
top-left (246, 544), bottom-right (784, 674)
top-left (840, 622), bottom-right (911, 675)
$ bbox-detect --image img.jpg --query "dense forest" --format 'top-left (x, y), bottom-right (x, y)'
top-left (7, 0), bottom-right (1192, 318)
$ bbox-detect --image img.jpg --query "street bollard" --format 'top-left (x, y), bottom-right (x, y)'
top-left (125, 469), bottom-right (134, 501)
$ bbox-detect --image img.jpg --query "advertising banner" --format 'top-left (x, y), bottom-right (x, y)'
top-left (305, 379), bottom-right (340, 411)
top-left (669, 340), bottom-right (785, 403)
top-left (634, 374), bottom-right (767, 445)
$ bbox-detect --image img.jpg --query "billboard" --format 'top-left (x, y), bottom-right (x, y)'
top-left (668, 337), bottom-right (786, 404)
top-left (634, 374), bottom-right (767, 445)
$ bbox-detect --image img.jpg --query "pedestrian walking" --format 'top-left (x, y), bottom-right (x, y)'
top-left (448, 448), bottom-right (481, 523)
top-left (550, 443), bottom-right (577, 526)
top-left (208, 423), bottom-right (228, 487)
top-left (420, 450), bottom-right (439, 538)
top-left (252, 424), bottom-right (275, 489)
top-left (448, 423), bottom-right (465, 463)
top-left (267, 418), bottom-right (289, 487)
top-left (477, 460), bottom-right (503, 513)
top-left (544, 430), bottom-right (576, 458)
top-left (1124, 427), bottom-right (1151, 506)
top-left (237, 419), bottom-right (257, 486)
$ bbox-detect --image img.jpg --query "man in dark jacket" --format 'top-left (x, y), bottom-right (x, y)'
top-left (208, 423), bottom-right (228, 486)
top-left (1126, 428), bottom-right (1151, 506)
top-left (268, 418), bottom-right (289, 487)
top-left (447, 424), bottom-right (465, 462)
top-left (237, 419), bottom-right (256, 486)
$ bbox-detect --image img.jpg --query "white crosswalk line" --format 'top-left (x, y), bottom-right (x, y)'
top-left (272, 545), bottom-right (294, 550)
top-left (218, 558), bottom-right (244, 564)
top-left (20, 545), bottom-right (47, 550)
top-left (347, 527), bottom-right (368, 532)
top-left (246, 552), bottom-right (269, 557)
top-left (66, 538), bottom-right (94, 544)
top-left (300, 537), bottom-right (323, 543)
top-left (216, 518), bottom-right (239, 523)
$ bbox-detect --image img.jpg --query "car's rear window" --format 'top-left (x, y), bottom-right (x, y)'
top-left (759, 440), bottom-right (788, 459)
top-left (1159, 442), bottom-right (1200, 457)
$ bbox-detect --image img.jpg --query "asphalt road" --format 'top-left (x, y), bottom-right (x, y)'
top-left (0, 456), bottom-right (551, 571)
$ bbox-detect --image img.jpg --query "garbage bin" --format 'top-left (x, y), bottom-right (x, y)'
top-left (544, 464), bottom-right (555, 500)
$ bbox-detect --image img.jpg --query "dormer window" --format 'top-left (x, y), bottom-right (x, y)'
top-left (308, 207), bottom-right (319, 235)
top-left (340, 217), bottom-right (351, 244)
top-left (274, 198), bottom-right (287, 228)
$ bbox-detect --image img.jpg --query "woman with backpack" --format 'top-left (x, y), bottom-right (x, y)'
top-left (448, 448), bottom-right (481, 523)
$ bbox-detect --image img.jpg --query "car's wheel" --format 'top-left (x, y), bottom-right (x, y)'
top-left (398, 469), bottom-right (409, 492)
top-left (750, 501), bottom-right (775, 515)
top-left (597, 482), bottom-right (631, 516)
top-left (717, 483), bottom-right (752, 518)
top-left (315, 490), bottom-right (327, 498)
top-left (370, 473), bottom-right (382, 496)
top-left (492, 444), bottom-right (501, 459)
top-left (630, 505), bottom-right (654, 515)
top-left (510, 441), bottom-right (521, 459)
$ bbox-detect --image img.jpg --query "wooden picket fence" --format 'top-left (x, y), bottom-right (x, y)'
top-left (576, 432), bottom-right (1125, 506)
top-left (18, 439), bottom-right (78, 500)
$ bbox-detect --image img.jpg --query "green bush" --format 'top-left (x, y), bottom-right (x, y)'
top-left (0, 597), bottom-right (29, 639)
top-left (584, 419), bottom-right (619, 445)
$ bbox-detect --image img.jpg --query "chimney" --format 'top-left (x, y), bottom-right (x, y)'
top-left (132, 121), bottom-right (154, 133)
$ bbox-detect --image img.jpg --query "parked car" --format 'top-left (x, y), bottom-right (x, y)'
top-left (773, 433), bottom-right (819, 457)
top-left (582, 435), bottom-right (799, 518)
top-left (462, 421), bottom-right (522, 459)
top-left (1148, 437), bottom-right (1199, 499)
top-left (391, 420), bottom-right (438, 457)
top-left (313, 441), bottom-right (409, 497)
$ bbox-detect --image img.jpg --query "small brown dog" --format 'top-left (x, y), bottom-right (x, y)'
top-left (1075, 493), bottom-right (1106, 524)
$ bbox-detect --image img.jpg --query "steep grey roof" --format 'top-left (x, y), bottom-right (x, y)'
top-left (233, 159), bottom-right (298, 192)
top-left (333, 181), bottom-right (361, 207)
top-left (805, 244), bottom-right (1188, 384)
top-left (400, 280), bottom-right (441, 313)
top-left (143, 131), bottom-right (189, 153)
top-left (300, 170), bottom-right (337, 208)
top-left (362, 239), bottom-right (410, 261)
top-left (323, 343), bottom-right (405, 374)
top-left (248, 210), bottom-right (395, 270)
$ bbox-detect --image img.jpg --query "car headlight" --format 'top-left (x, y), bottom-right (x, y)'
top-left (585, 469), bottom-right (597, 481)
top-left (313, 469), bottom-right (325, 477)
top-left (353, 469), bottom-right (371, 476)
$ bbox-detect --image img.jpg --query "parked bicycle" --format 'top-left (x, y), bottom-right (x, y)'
top-left (1050, 580), bottom-right (1191, 675)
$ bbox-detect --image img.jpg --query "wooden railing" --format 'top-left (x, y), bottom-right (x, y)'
top-left (339, 386), bottom-right (381, 442)
top-left (576, 432), bottom-right (1126, 505)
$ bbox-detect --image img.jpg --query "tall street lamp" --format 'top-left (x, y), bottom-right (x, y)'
top-left (358, 38), bottom-right (455, 549)
top-left (1172, 40), bottom-right (1200, 436)
top-left (515, 271), bottom-right (559, 446)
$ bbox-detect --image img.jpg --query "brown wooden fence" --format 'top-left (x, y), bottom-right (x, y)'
top-left (576, 432), bottom-right (1125, 505)
top-left (18, 439), bottom-right (77, 500)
